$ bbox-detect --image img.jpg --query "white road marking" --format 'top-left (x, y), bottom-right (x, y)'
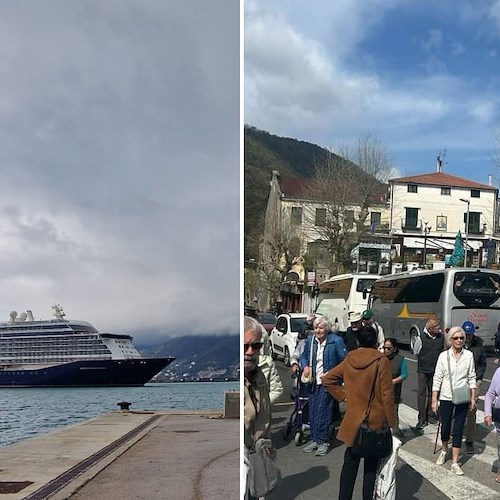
top-left (397, 403), bottom-right (499, 499)
top-left (398, 448), bottom-right (499, 500)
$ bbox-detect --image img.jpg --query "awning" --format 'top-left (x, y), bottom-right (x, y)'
top-left (403, 237), bottom-right (484, 251)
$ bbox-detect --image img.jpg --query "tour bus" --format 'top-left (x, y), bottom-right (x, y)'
top-left (368, 268), bottom-right (500, 348)
top-left (315, 273), bottom-right (380, 332)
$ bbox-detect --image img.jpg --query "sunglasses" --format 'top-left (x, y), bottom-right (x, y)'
top-left (244, 342), bottom-right (263, 351)
top-left (452, 337), bottom-right (465, 340)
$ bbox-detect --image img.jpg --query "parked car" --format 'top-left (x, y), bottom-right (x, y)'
top-left (270, 313), bottom-right (308, 366)
top-left (257, 312), bottom-right (277, 333)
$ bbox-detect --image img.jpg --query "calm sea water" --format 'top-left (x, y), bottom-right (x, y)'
top-left (0, 381), bottom-right (239, 447)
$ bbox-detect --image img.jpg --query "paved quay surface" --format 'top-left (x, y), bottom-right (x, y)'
top-left (0, 410), bottom-right (239, 500)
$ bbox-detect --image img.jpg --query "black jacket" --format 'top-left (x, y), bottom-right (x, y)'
top-left (465, 335), bottom-right (487, 380)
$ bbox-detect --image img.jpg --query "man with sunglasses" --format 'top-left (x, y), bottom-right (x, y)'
top-left (244, 316), bottom-right (274, 499)
top-left (412, 316), bottom-right (444, 429)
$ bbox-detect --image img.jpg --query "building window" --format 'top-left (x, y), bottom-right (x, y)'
top-left (470, 189), bottom-right (480, 198)
top-left (344, 210), bottom-right (354, 229)
top-left (464, 211), bottom-right (481, 234)
top-left (291, 206), bottom-right (302, 225)
top-left (404, 207), bottom-right (419, 228)
top-left (436, 215), bottom-right (447, 231)
top-left (315, 208), bottom-right (326, 227)
top-left (407, 184), bottom-right (418, 193)
top-left (307, 241), bottom-right (329, 267)
top-left (370, 212), bottom-right (381, 231)
top-left (441, 187), bottom-right (451, 195)
top-left (290, 237), bottom-right (301, 257)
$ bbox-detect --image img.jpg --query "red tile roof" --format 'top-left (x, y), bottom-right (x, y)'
top-left (280, 176), bottom-right (388, 204)
top-left (280, 177), bottom-right (311, 198)
top-left (391, 172), bottom-right (494, 190)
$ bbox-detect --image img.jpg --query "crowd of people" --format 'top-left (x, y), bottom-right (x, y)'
top-left (244, 310), bottom-right (500, 499)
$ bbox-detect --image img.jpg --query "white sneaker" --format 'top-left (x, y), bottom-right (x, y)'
top-left (303, 440), bottom-right (319, 453)
top-left (451, 463), bottom-right (464, 476)
top-left (436, 450), bottom-right (447, 465)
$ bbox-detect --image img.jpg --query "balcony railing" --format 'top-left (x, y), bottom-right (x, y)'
top-left (467, 227), bottom-right (485, 236)
top-left (401, 218), bottom-right (422, 232)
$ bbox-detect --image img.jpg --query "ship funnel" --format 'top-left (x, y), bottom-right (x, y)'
top-left (9, 311), bottom-right (17, 322)
top-left (26, 310), bottom-right (34, 321)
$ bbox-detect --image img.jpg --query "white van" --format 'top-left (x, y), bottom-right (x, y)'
top-left (315, 273), bottom-right (379, 332)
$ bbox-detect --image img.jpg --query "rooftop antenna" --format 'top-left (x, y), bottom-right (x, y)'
top-left (436, 149), bottom-right (446, 173)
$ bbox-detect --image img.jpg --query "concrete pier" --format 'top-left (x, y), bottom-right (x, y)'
top-left (0, 410), bottom-right (240, 500)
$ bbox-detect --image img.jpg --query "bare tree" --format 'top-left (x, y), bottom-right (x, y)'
top-left (301, 135), bottom-right (394, 274)
top-left (259, 207), bottom-right (303, 309)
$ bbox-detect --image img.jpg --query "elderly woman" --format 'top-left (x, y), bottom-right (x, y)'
top-left (432, 326), bottom-right (477, 476)
top-left (299, 316), bottom-right (347, 457)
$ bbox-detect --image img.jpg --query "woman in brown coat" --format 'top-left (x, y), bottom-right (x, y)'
top-left (322, 325), bottom-right (395, 500)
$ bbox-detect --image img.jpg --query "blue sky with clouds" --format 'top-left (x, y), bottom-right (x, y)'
top-left (245, 0), bottom-right (500, 184)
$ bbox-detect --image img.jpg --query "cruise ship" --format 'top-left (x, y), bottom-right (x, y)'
top-left (0, 305), bottom-right (175, 387)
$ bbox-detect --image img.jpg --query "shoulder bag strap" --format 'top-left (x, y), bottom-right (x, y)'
top-left (363, 358), bottom-right (380, 419)
top-left (309, 336), bottom-right (313, 367)
top-left (446, 350), bottom-right (454, 392)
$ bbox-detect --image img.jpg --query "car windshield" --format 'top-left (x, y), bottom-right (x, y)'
top-left (258, 313), bottom-right (277, 324)
top-left (290, 317), bottom-right (307, 333)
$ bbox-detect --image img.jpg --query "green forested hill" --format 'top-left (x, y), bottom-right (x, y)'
top-left (244, 126), bottom-right (333, 260)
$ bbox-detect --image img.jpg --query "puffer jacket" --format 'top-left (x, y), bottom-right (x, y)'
top-left (322, 348), bottom-right (395, 447)
top-left (299, 332), bottom-right (347, 381)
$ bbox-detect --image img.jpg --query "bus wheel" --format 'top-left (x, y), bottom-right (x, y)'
top-left (284, 347), bottom-right (291, 367)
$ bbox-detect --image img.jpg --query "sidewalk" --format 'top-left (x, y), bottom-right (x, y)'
top-left (0, 410), bottom-right (239, 500)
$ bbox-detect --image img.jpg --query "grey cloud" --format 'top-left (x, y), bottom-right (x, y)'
top-left (0, 1), bottom-right (240, 341)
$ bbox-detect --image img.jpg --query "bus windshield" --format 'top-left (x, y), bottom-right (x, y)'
top-left (453, 271), bottom-right (500, 307)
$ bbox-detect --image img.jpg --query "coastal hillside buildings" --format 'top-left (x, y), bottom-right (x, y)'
top-left (258, 161), bottom-right (499, 313)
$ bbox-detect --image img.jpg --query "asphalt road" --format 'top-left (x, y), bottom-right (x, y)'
top-left (267, 347), bottom-right (500, 500)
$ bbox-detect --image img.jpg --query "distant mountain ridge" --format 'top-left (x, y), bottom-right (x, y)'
top-left (139, 334), bottom-right (239, 381)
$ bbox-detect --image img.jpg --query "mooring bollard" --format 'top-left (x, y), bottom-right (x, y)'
top-left (117, 401), bottom-right (132, 410)
top-left (224, 391), bottom-right (239, 418)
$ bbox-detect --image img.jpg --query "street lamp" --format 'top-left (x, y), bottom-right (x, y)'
top-left (459, 198), bottom-right (470, 268)
top-left (423, 220), bottom-right (431, 268)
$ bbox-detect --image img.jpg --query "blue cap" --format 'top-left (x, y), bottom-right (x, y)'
top-left (462, 321), bottom-right (475, 335)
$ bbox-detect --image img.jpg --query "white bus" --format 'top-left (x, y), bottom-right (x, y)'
top-left (368, 268), bottom-right (500, 348)
top-left (315, 273), bottom-right (380, 331)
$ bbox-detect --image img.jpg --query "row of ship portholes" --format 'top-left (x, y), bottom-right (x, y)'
top-left (0, 371), bottom-right (47, 376)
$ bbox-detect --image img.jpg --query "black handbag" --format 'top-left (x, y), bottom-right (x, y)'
top-left (351, 359), bottom-right (393, 459)
top-left (492, 406), bottom-right (500, 423)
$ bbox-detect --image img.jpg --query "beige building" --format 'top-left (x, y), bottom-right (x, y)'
top-left (389, 165), bottom-right (498, 269)
top-left (260, 170), bottom-right (389, 313)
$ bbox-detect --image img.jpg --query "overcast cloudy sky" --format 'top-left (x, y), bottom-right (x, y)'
top-left (0, 1), bottom-right (239, 342)
top-left (245, 0), bottom-right (500, 183)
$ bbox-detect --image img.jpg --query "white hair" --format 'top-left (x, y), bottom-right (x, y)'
top-left (313, 316), bottom-right (332, 331)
